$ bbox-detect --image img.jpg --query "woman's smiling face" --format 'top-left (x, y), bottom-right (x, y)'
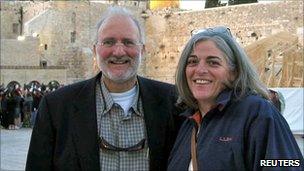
top-left (186, 40), bottom-right (235, 109)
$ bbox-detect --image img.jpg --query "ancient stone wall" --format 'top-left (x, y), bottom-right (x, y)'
top-left (1, 1), bottom-right (302, 86)
top-left (22, 1), bottom-right (143, 83)
top-left (1, 37), bottom-right (40, 66)
top-left (0, 10), bottom-right (20, 39)
top-left (143, 1), bottom-right (303, 83)
top-left (0, 1), bottom-right (50, 39)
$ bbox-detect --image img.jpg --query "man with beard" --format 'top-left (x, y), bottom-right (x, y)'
top-left (26, 6), bottom-right (182, 171)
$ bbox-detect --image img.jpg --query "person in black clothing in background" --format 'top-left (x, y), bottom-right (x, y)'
top-left (30, 89), bottom-right (42, 128)
top-left (0, 89), bottom-right (6, 128)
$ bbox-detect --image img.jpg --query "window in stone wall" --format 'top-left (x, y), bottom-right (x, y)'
top-left (71, 31), bottom-right (76, 43)
top-left (71, 12), bottom-right (76, 24)
top-left (44, 44), bottom-right (48, 50)
top-left (71, 12), bottom-right (76, 30)
top-left (12, 23), bottom-right (19, 34)
top-left (40, 60), bottom-right (47, 68)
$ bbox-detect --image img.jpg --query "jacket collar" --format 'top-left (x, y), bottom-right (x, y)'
top-left (216, 89), bottom-right (233, 111)
top-left (180, 89), bottom-right (233, 118)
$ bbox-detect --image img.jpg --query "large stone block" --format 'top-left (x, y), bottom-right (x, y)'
top-left (1, 37), bottom-right (41, 66)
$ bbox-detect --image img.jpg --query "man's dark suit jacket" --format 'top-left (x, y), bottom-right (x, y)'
top-left (26, 73), bottom-right (182, 171)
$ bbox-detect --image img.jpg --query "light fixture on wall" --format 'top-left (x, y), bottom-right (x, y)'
top-left (32, 32), bottom-right (39, 37)
top-left (17, 35), bottom-right (25, 41)
top-left (141, 11), bottom-right (149, 19)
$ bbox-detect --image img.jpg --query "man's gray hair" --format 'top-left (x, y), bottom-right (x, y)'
top-left (175, 27), bottom-right (270, 109)
top-left (95, 6), bottom-right (145, 44)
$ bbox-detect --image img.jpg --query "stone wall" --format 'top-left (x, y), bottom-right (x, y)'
top-left (0, 9), bottom-right (20, 39)
top-left (22, 1), bottom-right (143, 83)
top-left (1, 1), bottom-right (302, 86)
top-left (0, 1), bottom-right (50, 39)
top-left (143, 1), bottom-right (303, 83)
top-left (1, 37), bottom-right (40, 66)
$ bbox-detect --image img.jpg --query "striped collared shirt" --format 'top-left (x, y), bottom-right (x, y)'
top-left (95, 80), bottom-right (149, 171)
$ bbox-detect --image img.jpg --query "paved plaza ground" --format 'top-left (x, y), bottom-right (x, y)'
top-left (1, 128), bottom-right (32, 171)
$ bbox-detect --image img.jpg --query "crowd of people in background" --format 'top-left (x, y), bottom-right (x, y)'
top-left (0, 79), bottom-right (283, 131)
top-left (0, 81), bottom-right (63, 130)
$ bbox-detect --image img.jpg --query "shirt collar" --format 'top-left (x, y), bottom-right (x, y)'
top-left (100, 80), bottom-right (114, 114)
top-left (129, 85), bottom-right (142, 116)
top-left (99, 79), bottom-right (142, 117)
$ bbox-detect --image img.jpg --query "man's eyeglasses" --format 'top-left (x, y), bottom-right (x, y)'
top-left (190, 26), bottom-right (233, 38)
top-left (96, 38), bottom-right (142, 49)
top-left (98, 136), bottom-right (146, 152)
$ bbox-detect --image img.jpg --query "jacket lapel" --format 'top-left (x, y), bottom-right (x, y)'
top-left (138, 77), bottom-right (169, 159)
top-left (70, 73), bottom-right (101, 170)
